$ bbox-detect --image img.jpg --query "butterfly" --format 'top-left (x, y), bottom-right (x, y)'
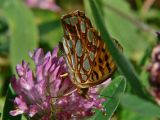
top-left (60, 10), bottom-right (122, 97)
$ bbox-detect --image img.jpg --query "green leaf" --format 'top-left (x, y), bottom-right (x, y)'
top-left (39, 19), bottom-right (62, 49)
top-left (120, 109), bottom-right (153, 120)
top-left (85, 0), bottom-right (150, 100)
top-left (88, 76), bottom-right (126, 120)
top-left (2, 85), bottom-right (21, 120)
top-left (0, 67), bottom-right (11, 97)
top-left (33, 9), bottom-right (63, 50)
top-left (21, 115), bottom-right (27, 120)
top-left (0, 0), bottom-right (38, 73)
top-left (0, 0), bottom-right (38, 119)
top-left (102, 0), bottom-right (148, 60)
top-left (0, 97), bottom-right (5, 114)
top-left (0, 18), bottom-right (8, 34)
top-left (121, 94), bottom-right (160, 118)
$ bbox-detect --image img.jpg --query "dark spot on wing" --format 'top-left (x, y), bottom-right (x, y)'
top-left (105, 54), bottom-right (108, 61)
top-left (99, 65), bottom-right (103, 71)
top-left (98, 58), bottom-right (102, 63)
top-left (68, 26), bottom-right (75, 34)
top-left (70, 49), bottom-right (74, 54)
top-left (106, 62), bottom-right (111, 72)
top-left (102, 47), bottom-right (105, 52)
top-left (93, 70), bottom-right (98, 80)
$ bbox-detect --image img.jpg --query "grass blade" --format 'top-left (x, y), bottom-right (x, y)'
top-left (88, 0), bottom-right (149, 100)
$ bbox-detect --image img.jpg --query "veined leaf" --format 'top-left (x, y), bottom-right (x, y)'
top-left (89, 76), bottom-right (126, 120)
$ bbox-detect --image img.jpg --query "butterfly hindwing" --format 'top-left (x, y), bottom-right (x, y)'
top-left (83, 28), bottom-right (117, 86)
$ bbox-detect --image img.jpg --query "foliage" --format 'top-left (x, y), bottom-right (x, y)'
top-left (0, 0), bottom-right (160, 119)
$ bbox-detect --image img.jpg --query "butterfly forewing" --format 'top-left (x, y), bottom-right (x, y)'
top-left (61, 10), bottom-right (121, 88)
top-left (61, 11), bottom-right (96, 85)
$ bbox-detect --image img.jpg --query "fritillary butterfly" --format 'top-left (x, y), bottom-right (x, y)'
top-left (60, 10), bottom-right (122, 96)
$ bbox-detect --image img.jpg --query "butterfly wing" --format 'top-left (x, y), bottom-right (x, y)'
top-left (86, 29), bottom-right (122, 86)
top-left (61, 11), bottom-right (95, 86)
top-left (61, 10), bottom-right (122, 88)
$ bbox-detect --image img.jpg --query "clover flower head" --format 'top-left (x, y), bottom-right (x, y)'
top-left (147, 32), bottom-right (160, 104)
top-left (10, 47), bottom-right (106, 120)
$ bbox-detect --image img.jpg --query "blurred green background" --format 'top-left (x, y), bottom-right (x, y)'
top-left (0, 0), bottom-right (160, 120)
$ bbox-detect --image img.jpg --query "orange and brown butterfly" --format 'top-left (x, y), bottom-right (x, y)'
top-left (59, 10), bottom-right (122, 97)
